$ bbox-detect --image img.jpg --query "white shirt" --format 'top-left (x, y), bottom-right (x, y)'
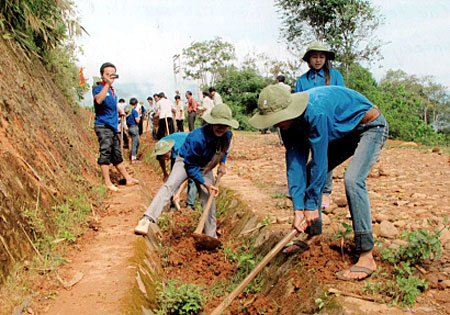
top-left (278, 82), bottom-right (291, 92)
top-left (118, 102), bottom-right (127, 112)
top-left (199, 96), bottom-right (215, 116)
top-left (212, 92), bottom-right (223, 105)
top-left (156, 98), bottom-right (176, 119)
top-left (175, 100), bottom-right (185, 120)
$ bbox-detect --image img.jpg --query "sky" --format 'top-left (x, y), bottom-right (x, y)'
top-left (75, 0), bottom-right (450, 105)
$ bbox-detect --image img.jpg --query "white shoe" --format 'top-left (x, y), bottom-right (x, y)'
top-left (134, 216), bottom-right (151, 235)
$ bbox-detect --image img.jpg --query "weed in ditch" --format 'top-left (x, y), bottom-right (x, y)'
top-left (157, 212), bottom-right (174, 232)
top-left (154, 279), bottom-right (205, 315)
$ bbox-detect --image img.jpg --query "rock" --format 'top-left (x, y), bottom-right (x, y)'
top-left (335, 197), bottom-right (347, 207)
top-left (401, 141), bottom-right (418, 147)
top-left (438, 280), bottom-right (450, 290)
top-left (432, 147), bottom-right (440, 153)
top-left (439, 227), bottom-right (450, 242)
top-left (373, 223), bottom-right (381, 237)
top-left (379, 221), bottom-right (399, 238)
top-left (393, 220), bottom-right (406, 228)
top-left (322, 213), bottom-right (331, 225)
top-left (411, 192), bottom-right (427, 199)
top-left (373, 213), bottom-right (389, 223)
top-left (392, 239), bottom-right (408, 247)
top-left (426, 273), bottom-right (439, 289)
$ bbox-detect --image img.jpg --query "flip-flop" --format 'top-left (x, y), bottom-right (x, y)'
top-left (126, 179), bottom-right (140, 186)
top-left (336, 266), bottom-right (375, 281)
top-left (282, 240), bottom-right (310, 255)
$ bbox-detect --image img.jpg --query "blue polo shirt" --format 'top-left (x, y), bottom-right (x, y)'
top-left (295, 68), bottom-right (345, 92)
top-left (160, 132), bottom-right (188, 159)
top-left (179, 126), bottom-right (232, 184)
top-left (281, 86), bottom-right (374, 211)
top-left (126, 108), bottom-right (139, 126)
top-left (93, 82), bottom-right (119, 132)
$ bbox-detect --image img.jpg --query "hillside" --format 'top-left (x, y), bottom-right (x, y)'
top-left (0, 36), bottom-right (100, 281)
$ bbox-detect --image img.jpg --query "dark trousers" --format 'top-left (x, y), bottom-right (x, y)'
top-left (188, 111), bottom-right (196, 132)
top-left (157, 117), bottom-right (174, 139)
top-left (176, 119), bottom-right (184, 132)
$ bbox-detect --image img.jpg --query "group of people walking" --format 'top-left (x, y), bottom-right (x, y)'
top-left (93, 40), bottom-right (389, 282)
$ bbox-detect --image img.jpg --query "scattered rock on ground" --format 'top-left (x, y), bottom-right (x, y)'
top-left (379, 221), bottom-right (399, 238)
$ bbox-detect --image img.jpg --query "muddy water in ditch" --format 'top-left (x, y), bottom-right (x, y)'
top-left (126, 188), bottom-right (345, 315)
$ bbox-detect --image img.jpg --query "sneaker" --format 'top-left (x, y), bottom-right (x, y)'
top-left (134, 216), bottom-right (151, 235)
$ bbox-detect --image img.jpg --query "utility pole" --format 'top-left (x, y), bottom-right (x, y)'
top-left (173, 54), bottom-right (183, 97)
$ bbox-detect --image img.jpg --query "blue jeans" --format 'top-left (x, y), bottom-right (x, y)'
top-left (128, 125), bottom-right (139, 157)
top-left (323, 171), bottom-right (333, 195)
top-left (307, 114), bottom-right (389, 252)
top-left (186, 179), bottom-right (197, 208)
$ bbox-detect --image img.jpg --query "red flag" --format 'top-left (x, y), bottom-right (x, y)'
top-left (79, 67), bottom-right (85, 87)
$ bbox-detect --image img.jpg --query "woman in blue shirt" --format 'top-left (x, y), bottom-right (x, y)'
top-left (249, 85), bottom-right (388, 281)
top-left (296, 41), bottom-right (346, 210)
top-left (135, 104), bottom-right (239, 242)
top-left (126, 98), bottom-right (140, 164)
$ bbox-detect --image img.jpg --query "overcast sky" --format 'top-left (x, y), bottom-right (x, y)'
top-left (75, 0), bottom-right (450, 104)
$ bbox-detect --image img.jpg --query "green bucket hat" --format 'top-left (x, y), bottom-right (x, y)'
top-left (248, 85), bottom-right (309, 130)
top-left (202, 103), bottom-right (239, 129)
top-left (151, 139), bottom-right (175, 157)
top-left (302, 41), bottom-right (335, 61)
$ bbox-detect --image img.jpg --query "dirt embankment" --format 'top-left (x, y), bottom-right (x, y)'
top-left (0, 37), bottom-right (99, 281)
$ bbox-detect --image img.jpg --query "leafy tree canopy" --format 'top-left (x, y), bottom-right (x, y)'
top-left (182, 37), bottom-right (236, 87)
top-left (276, 0), bottom-right (384, 71)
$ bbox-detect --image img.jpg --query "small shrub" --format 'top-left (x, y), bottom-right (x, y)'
top-left (154, 280), bottom-right (205, 315)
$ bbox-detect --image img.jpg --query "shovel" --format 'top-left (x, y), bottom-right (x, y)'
top-left (210, 226), bottom-right (303, 315)
top-left (192, 173), bottom-right (222, 250)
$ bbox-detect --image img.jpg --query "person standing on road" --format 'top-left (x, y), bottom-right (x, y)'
top-left (249, 84), bottom-right (388, 281)
top-left (155, 92), bottom-right (176, 139)
top-left (126, 97), bottom-right (141, 164)
top-left (174, 95), bottom-right (185, 132)
top-left (296, 41), bottom-right (346, 210)
top-left (147, 96), bottom-right (157, 140)
top-left (93, 62), bottom-right (138, 191)
top-left (209, 87), bottom-right (223, 105)
top-left (134, 103), bottom-right (239, 238)
top-left (199, 90), bottom-right (215, 125)
top-left (186, 91), bottom-right (198, 132)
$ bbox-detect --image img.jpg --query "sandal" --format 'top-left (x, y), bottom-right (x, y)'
top-left (336, 266), bottom-right (375, 281)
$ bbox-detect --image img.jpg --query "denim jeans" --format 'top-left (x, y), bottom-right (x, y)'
top-left (186, 179), bottom-right (197, 208)
top-left (128, 125), bottom-right (139, 158)
top-left (307, 114), bottom-right (389, 252)
top-left (323, 171), bottom-right (333, 195)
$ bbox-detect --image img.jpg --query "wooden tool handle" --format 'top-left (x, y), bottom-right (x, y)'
top-left (210, 228), bottom-right (298, 315)
top-left (164, 116), bottom-right (169, 136)
top-left (193, 173), bottom-right (222, 235)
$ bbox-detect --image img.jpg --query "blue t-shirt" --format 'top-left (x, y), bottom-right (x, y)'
top-left (179, 126), bottom-right (232, 184)
top-left (93, 83), bottom-right (119, 132)
top-left (295, 68), bottom-right (345, 92)
top-left (282, 86), bottom-right (375, 211)
top-left (161, 132), bottom-right (188, 159)
top-left (126, 108), bottom-right (139, 126)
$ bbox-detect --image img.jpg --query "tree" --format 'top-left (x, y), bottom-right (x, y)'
top-left (182, 37), bottom-right (236, 87)
top-left (215, 67), bottom-right (272, 130)
top-left (276, 0), bottom-right (383, 72)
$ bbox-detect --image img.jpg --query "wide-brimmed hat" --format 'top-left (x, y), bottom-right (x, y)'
top-left (202, 103), bottom-right (239, 129)
top-left (302, 41), bottom-right (335, 61)
top-left (151, 139), bottom-right (175, 157)
top-left (249, 85), bottom-right (309, 130)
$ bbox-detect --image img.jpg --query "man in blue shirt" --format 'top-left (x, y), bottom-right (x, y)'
top-left (93, 62), bottom-right (138, 191)
top-left (249, 84), bottom-right (389, 281)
